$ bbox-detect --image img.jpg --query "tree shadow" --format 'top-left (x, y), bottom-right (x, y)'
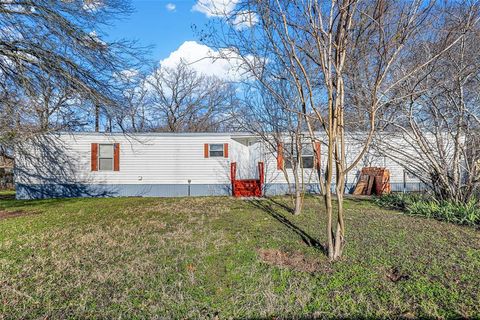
top-left (266, 197), bottom-right (295, 214)
top-left (0, 192), bottom-right (15, 200)
top-left (245, 316), bottom-right (398, 320)
top-left (249, 198), bottom-right (326, 254)
top-left (342, 195), bottom-right (374, 204)
top-left (15, 134), bottom-right (116, 199)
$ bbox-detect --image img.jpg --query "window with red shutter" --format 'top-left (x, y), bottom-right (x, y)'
top-left (224, 143), bottom-right (229, 158)
top-left (91, 143), bottom-right (98, 171)
top-left (208, 144), bottom-right (225, 157)
top-left (113, 143), bottom-right (120, 171)
top-left (204, 144), bottom-right (209, 158)
top-left (277, 143), bottom-right (284, 170)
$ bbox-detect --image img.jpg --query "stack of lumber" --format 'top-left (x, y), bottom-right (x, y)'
top-left (353, 167), bottom-right (391, 196)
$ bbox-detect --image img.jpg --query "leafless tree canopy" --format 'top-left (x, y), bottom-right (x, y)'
top-left (201, 0), bottom-right (480, 260)
top-left (146, 62), bottom-right (237, 132)
top-left (108, 62), bottom-right (239, 133)
top-left (0, 0), bottom-right (145, 145)
top-left (376, 4), bottom-right (480, 202)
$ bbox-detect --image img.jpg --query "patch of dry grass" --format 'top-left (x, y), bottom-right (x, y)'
top-left (258, 248), bottom-right (331, 273)
top-left (0, 195), bottom-right (479, 319)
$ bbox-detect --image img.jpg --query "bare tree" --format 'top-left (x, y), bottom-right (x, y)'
top-left (147, 62), bottom-right (237, 132)
top-left (26, 77), bottom-right (89, 131)
top-left (204, 0), bottom-right (477, 260)
top-left (0, 0), bottom-right (146, 143)
top-left (119, 75), bottom-right (150, 132)
top-left (96, 69), bottom-right (153, 133)
top-left (376, 7), bottom-right (480, 203)
top-left (235, 73), bottom-right (311, 215)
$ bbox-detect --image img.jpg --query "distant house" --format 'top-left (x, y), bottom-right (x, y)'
top-left (14, 132), bottom-right (423, 199)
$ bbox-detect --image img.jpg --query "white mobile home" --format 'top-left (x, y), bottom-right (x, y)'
top-left (14, 132), bottom-right (423, 199)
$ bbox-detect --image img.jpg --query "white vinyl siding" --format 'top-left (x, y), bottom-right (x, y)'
top-left (15, 133), bottom-right (250, 185)
top-left (254, 136), bottom-right (420, 186)
top-left (14, 132), bottom-right (419, 189)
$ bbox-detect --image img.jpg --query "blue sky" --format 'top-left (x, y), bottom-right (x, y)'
top-left (102, 0), bottom-right (250, 80)
top-left (105, 1), bottom-right (209, 62)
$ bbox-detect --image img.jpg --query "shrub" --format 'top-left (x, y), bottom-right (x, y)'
top-left (373, 193), bottom-right (421, 210)
top-left (375, 193), bottom-right (480, 227)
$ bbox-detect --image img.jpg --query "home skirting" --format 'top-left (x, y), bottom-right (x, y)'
top-left (15, 182), bottom-right (427, 199)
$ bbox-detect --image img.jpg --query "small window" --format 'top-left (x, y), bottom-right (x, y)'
top-left (209, 144), bottom-right (224, 157)
top-left (302, 144), bottom-right (314, 169)
top-left (301, 156), bottom-right (314, 169)
top-left (284, 143), bottom-right (314, 169)
top-left (99, 144), bottom-right (114, 171)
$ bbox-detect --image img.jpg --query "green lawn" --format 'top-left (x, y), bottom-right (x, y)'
top-left (1, 192), bottom-right (479, 319)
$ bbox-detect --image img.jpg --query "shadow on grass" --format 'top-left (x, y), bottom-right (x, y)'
top-left (249, 199), bottom-right (326, 255)
top-left (267, 197), bottom-right (295, 214)
top-left (245, 317), bottom-right (413, 320)
top-left (0, 193), bottom-right (15, 200)
top-left (0, 195), bottom-right (105, 211)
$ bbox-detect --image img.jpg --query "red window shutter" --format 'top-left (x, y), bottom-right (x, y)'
top-left (113, 143), bottom-right (120, 171)
top-left (224, 143), bottom-right (229, 158)
top-left (91, 143), bottom-right (98, 171)
top-left (277, 143), bottom-right (284, 170)
top-left (204, 144), bottom-right (209, 158)
top-left (314, 141), bottom-right (321, 170)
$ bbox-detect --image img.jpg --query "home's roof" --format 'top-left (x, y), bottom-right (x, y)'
top-left (55, 131), bottom-right (257, 138)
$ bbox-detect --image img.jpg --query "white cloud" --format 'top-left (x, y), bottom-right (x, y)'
top-left (86, 30), bottom-right (107, 48)
top-left (115, 69), bottom-right (140, 83)
top-left (83, 0), bottom-right (103, 12)
top-left (1, 1), bottom-right (35, 13)
top-left (165, 3), bottom-right (176, 12)
top-left (192, 0), bottom-right (257, 29)
top-left (192, 0), bottom-right (239, 18)
top-left (159, 41), bottom-right (252, 81)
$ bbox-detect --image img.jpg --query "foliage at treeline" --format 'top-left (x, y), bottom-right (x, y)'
top-left (375, 193), bottom-right (480, 227)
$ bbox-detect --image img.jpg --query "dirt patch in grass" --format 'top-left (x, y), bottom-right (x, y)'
top-left (386, 266), bottom-right (410, 283)
top-left (258, 248), bottom-right (329, 273)
top-left (0, 210), bottom-right (37, 220)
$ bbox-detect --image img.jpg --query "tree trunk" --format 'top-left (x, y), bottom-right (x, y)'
top-left (95, 104), bottom-right (100, 132)
top-left (294, 188), bottom-right (303, 215)
top-left (325, 188), bottom-right (335, 260)
top-left (292, 161), bottom-right (304, 215)
top-left (334, 174), bottom-right (346, 260)
top-left (325, 129), bottom-right (335, 260)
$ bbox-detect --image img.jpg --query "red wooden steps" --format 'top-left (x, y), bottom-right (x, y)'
top-left (231, 162), bottom-right (264, 197)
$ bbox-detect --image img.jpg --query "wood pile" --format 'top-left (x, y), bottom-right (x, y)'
top-left (353, 167), bottom-right (391, 196)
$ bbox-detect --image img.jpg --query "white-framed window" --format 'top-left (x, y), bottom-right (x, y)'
top-left (209, 144), bottom-right (224, 157)
top-left (99, 144), bottom-right (114, 171)
top-left (284, 143), bottom-right (314, 169)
